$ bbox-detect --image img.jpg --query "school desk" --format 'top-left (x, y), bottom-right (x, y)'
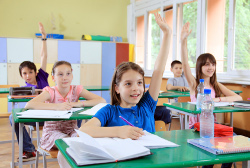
top-left (11, 107), bottom-right (93, 168)
top-left (55, 129), bottom-right (250, 168)
top-left (0, 87), bottom-right (9, 93)
top-left (163, 102), bottom-right (250, 130)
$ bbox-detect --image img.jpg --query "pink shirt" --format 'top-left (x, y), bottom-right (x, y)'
top-left (189, 87), bottom-right (217, 129)
top-left (40, 85), bottom-right (83, 151)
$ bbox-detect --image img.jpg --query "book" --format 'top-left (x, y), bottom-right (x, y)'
top-left (188, 102), bottom-right (233, 107)
top-left (234, 101), bottom-right (250, 108)
top-left (63, 130), bottom-right (151, 166)
top-left (79, 103), bottom-right (107, 115)
top-left (17, 108), bottom-right (83, 119)
top-left (187, 135), bottom-right (250, 155)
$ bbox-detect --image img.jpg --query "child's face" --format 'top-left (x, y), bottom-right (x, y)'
top-left (52, 64), bottom-right (73, 88)
top-left (171, 64), bottom-right (182, 77)
top-left (115, 69), bottom-right (144, 108)
top-left (21, 67), bottom-right (37, 84)
top-left (202, 59), bottom-right (215, 78)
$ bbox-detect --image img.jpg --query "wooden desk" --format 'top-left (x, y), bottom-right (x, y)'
top-left (55, 129), bottom-right (250, 168)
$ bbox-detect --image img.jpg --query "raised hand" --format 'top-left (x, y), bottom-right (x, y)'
top-left (154, 13), bottom-right (171, 35)
top-left (118, 126), bottom-right (144, 140)
top-left (38, 22), bottom-right (46, 37)
top-left (181, 22), bottom-right (192, 41)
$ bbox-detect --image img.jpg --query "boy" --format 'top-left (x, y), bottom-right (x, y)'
top-left (167, 60), bottom-right (189, 92)
top-left (9, 22), bottom-right (49, 162)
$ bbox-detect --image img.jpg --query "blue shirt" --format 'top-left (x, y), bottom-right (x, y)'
top-left (94, 91), bottom-right (158, 132)
top-left (25, 68), bottom-right (49, 89)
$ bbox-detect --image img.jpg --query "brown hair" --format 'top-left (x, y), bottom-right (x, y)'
top-left (52, 61), bottom-right (72, 75)
top-left (19, 61), bottom-right (37, 77)
top-left (195, 53), bottom-right (221, 97)
top-left (111, 62), bottom-right (145, 105)
top-left (171, 60), bottom-right (182, 68)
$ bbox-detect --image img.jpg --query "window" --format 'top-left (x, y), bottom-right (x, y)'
top-left (233, 0), bottom-right (250, 70)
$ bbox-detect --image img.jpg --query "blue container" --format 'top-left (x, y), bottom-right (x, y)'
top-left (35, 33), bottom-right (64, 39)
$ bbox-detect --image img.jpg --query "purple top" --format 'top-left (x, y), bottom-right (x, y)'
top-left (25, 68), bottom-right (49, 89)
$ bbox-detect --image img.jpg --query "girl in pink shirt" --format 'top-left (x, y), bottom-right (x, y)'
top-left (180, 22), bottom-right (242, 129)
top-left (25, 61), bottom-right (106, 151)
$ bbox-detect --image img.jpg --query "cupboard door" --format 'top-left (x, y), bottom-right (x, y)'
top-left (80, 64), bottom-right (101, 86)
top-left (116, 43), bottom-right (129, 66)
top-left (58, 40), bottom-right (80, 64)
top-left (0, 38), bottom-right (7, 63)
top-left (0, 63), bottom-right (7, 85)
top-left (80, 41), bottom-right (102, 64)
top-left (7, 63), bottom-right (25, 86)
top-left (71, 64), bottom-right (80, 85)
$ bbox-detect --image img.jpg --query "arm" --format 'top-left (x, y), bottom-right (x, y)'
top-left (166, 84), bottom-right (189, 91)
top-left (39, 22), bottom-right (47, 72)
top-left (213, 83), bottom-right (242, 102)
top-left (69, 88), bottom-right (106, 107)
top-left (149, 13), bottom-right (172, 100)
top-left (180, 22), bottom-right (196, 92)
top-left (25, 91), bottom-right (73, 110)
top-left (79, 117), bottom-right (144, 140)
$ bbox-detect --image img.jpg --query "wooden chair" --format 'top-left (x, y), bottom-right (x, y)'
top-left (155, 121), bottom-right (166, 131)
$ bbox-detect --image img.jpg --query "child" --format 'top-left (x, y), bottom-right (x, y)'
top-left (181, 22), bottom-right (242, 168)
top-left (9, 22), bottom-right (49, 162)
top-left (25, 61), bottom-right (106, 152)
top-left (166, 60), bottom-right (189, 92)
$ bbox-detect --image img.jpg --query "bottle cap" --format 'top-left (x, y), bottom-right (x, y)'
top-left (204, 89), bottom-right (211, 94)
top-left (200, 79), bottom-right (204, 82)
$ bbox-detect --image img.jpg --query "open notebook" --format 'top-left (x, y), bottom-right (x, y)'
top-left (187, 135), bottom-right (250, 155)
top-left (17, 108), bottom-right (83, 119)
top-left (63, 130), bottom-right (178, 166)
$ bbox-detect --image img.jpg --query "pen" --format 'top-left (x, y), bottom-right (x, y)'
top-left (119, 116), bottom-right (135, 127)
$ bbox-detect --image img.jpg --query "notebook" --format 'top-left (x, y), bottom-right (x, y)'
top-left (188, 102), bottom-right (233, 107)
top-left (63, 130), bottom-right (151, 166)
top-left (79, 103), bottom-right (107, 115)
top-left (17, 108), bottom-right (83, 119)
top-left (234, 101), bottom-right (250, 108)
top-left (187, 135), bottom-right (250, 155)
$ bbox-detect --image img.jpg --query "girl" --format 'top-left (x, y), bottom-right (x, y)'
top-left (181, 22), bottom-right (242, 168)
top-left (25, 61), bottom-right (106, 151)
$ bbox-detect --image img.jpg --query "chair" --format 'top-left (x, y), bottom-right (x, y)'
top-left (155, 121), bottom-right (166, 131)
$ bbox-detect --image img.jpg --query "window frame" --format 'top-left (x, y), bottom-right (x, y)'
top-left (128, 0), bottom-right (250, 85)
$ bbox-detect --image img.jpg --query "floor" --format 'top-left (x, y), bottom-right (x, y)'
top-left (0, 117), bottom-right (242, 168)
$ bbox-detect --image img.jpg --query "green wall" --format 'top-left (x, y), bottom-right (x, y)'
top-left (0, 0), bottom-right (130, 41)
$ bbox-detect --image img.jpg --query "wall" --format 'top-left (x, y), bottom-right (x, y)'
top-left (0, 0), bottom-right (130, 41)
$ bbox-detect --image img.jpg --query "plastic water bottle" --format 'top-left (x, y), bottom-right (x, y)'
top-left (200, 89), bottom-right (214, 138)
top-left (196, 79), bottom-right (205, 110)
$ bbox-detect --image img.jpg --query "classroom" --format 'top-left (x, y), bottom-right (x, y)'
top-left (0, 0), bottom-right (250, 168)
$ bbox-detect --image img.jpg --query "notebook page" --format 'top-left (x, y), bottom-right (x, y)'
top-left (79, 103), bottom-right (107, 115)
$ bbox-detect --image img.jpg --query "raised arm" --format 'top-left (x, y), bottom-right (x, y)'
top-left (213, 83), bottom-right (242, 102)
top-left (39, 22), bottom-right (48, 72)
top-left (180, 22), bottom-right (196, 91)
top-left (149, 13), bottom-right (172, 100)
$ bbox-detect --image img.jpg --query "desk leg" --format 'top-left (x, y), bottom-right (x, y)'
top-left (36, 122), bottom-right (40, 147)
top-left (19, 123), bottom-right (24, 168)
top-left (230, 112), bottom-right (233, 127)
top-left (242, 160), bottom-right (250, 168)
top-left (184, 114), bottom-right (189, 129)
top-left (11, 112), bottom-right (15, 168)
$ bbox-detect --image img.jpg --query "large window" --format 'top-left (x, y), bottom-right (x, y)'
top-left (234, 0), bottom-right (250, 70)
top-left (131, 0), bottom-right (250, 83)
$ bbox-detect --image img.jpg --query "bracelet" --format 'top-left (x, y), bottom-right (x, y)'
top-left (218, 97), bottom-right (221, 102)
top-left (82, 101), bottom-right (85, 107)
top-left (41, 38), bottom-right (47, 41)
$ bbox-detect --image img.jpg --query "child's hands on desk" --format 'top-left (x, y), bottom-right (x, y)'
top-left (118, 126), bottom-right (144, 140)
top-left (178, 86), bottom-right (189, 92)
top-left (56, 102), bottom-right (72, 111)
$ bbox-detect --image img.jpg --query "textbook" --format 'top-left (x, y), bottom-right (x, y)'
top-left (187, 135), bottom-right (250, 155)
top-left (234, 101), bottom-right (250, 108)
top-left (79, 103), bottom-right (108, 115)
top-left (17, 108), bottom-right (83, 119)
top-left (63, 130), bottom-right (151, 166)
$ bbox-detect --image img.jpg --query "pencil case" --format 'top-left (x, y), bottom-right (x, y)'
top-left (194, 122), bottom-right (233, 137)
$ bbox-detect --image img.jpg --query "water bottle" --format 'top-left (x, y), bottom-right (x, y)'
top-left (200, 89), bottom-right (214, 138)
top-left (196, 79), bottom-right (205, 110)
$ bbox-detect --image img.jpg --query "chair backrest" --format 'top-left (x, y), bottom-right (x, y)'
top-left (155, 120), bottom-right (166, 132)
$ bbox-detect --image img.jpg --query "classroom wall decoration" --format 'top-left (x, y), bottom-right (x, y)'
top-left (0, 37), bottom-right (134, 113)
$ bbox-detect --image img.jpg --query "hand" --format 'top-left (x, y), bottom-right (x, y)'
top-left (69, 102), bottom-right (81, 108)
top-left (181, 22), bottom-right (192, 41)
top-left (56, 102), bottom-right (72, 111)
top-left (213, 98), bottom-right (220, 102)
top-left (38, 22), bottom-right (46, 37)
top-left (179, 86), bottom-right (189, 92)
top-left (154, 13), bottom-right (172, 35)
top-left (118, 126), bottom-right (144, 140)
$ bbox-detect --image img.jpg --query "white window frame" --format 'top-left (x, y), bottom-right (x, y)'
top-left (128, 0), bottom-right (250, 85)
